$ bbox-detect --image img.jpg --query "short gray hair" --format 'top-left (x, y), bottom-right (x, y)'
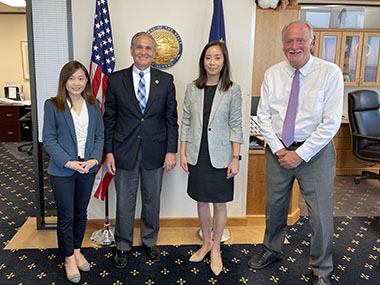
top-left (281, 20), bottom-right (314, 43)
top-left (130, 31), bottom-right (157, 50)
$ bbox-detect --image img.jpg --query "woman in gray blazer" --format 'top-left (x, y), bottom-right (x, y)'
top-left (180, 41), bottom-right (243, 276)
top-left (43, 61), bottom-right (104, 283)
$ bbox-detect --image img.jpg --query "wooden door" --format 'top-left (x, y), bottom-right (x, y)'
top-left (318, 31), bottom-right (341, 64)
top-left (339, 32), bottom-right (364, 86)
top-left (359, 32), bottom-right (380, 86)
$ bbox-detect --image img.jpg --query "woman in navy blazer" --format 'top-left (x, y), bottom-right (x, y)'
top-left (180, 41), bottom-right (243, 276)
top-left (43, 61), bottom-right (104, 283)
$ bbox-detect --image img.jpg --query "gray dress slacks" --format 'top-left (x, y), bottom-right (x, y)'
top-left (263, 140), bottom-right (336, 278)
top-left (114, 147), bottom-right (164, 251)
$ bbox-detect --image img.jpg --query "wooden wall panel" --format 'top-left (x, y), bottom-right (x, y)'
top-left (251, 6), bottom-right (300, 96)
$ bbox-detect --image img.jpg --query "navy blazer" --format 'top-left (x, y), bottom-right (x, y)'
top-left (42, 98), bottom-right (104, 176)
top-left (104, 66), bottom-right (178, 170)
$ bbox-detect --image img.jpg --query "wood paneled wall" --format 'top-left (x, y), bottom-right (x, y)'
top-left (252, 6), bottom-right (300, 97)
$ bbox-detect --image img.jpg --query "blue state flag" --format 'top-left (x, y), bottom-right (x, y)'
top-left (209, 0), bottom-right (226, 43)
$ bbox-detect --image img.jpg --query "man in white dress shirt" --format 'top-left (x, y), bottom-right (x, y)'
top-left (248, 20), bottom-right (343, 285)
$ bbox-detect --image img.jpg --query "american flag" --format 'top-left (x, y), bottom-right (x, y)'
top-left (90, 0), bottom-right (115, 200)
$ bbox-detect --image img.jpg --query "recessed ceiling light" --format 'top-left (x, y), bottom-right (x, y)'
top-left (0, 0), bottom-right (26, 7)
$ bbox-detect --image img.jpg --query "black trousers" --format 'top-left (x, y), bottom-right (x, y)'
top-left (50, 171), bottom-right (96, 257)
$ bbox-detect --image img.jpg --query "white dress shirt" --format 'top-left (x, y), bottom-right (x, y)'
top-left (68, 100), bottom-right (89, 159)
top-left (257, 56), bottom-right (344, 162)
top-left (133, 65), bottom-right (151, 102)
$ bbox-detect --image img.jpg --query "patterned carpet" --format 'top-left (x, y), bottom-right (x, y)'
top-left (0, 142), bottom-right (380, 284)
top-left (1, 217), bottom-right (379, 284)
top-left (299, 176), bottom-right (380, 217)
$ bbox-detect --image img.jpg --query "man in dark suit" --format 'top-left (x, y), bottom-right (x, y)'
top-left (104, 32), bottom-right (178, 268)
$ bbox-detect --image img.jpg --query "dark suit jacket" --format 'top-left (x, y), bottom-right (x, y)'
top-left (42, 98), bottom-right (104, 176)
top-left (104, 66), bottom-right (178, 170)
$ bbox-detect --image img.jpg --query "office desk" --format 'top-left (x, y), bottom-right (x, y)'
top-left (247, 149), bottom-right (300, 226)
top-left (0, 104), bottom-right (29, 142)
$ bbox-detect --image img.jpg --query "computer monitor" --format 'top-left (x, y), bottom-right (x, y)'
top-left (4, 86), bottom-right (20, 101)
top-left (251, 96), bottom-right (260, 116)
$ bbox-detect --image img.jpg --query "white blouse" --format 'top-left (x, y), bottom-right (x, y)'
top-left (68, 100), bottom-right (89, 159)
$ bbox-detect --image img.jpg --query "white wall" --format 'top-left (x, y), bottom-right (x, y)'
top-left (71, 0), bottom-right (256, 219)
top-left (0, 14), bottom-right (30, 100)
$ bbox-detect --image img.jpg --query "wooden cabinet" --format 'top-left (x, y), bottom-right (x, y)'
top-left (0, 105), bottom-right (21, 142)
top-left (314, 29), bottom-right (380, 86)
top-left (312, 31), bottom-right (320, 57)
top-left (340, 32), bottom-right (364, 85)
top-left (247, 150), bottom-right (300, 226)
top-left (360, 33), bottom-right (380, 86)
top-left (316, 31), bottom-right (342, 64)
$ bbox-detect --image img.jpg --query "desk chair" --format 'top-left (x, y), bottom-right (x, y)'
top-left (18, 142), bottom-right (33, 156)
top-left (347, 90), bottom-right (380, 184)
top-left (18, 108), bottom-right (33, 156)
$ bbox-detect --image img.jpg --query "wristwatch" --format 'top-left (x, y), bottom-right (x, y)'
top-left (233, 155), bottom-right (242, 160)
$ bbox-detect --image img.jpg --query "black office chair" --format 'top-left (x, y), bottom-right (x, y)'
top-left (18, 109), bottom-right (33, 156)
top-left (347, 90), bottom-right (380, 184)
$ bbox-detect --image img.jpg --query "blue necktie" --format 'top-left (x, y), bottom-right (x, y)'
top-left (137, 71), bottom-right (146, 113)
top-left (282, 69), bottom-right (300, 147)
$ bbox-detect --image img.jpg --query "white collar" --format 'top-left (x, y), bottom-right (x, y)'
top-left (286, 55), bottom-right (314, 77)
top-left (133, 65), bottom-right (151, 75)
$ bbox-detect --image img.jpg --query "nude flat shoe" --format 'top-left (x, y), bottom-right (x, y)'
top-left (76, 253), bottom-right (90, 272)
top-left (77, 261), bottom-right (90, 272)
top-left (189, 242), bottom-right (214, 262)
top-left (66, 272), bottom-right (81, 283)
top-left (65, 263), bottom-right (81, 283)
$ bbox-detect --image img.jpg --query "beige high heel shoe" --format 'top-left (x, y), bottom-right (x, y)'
top-left (210, 262), bottom-right (223, 276)
top-left (189, 242), bottom-right (214, 262)
top-left (210, 253), bottom-right (223, 276)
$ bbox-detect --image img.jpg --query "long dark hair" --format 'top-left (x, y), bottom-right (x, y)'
top-left (51, 61), bottom-right (95, 112)
top-left (194, 40), bottom-right (233, 91)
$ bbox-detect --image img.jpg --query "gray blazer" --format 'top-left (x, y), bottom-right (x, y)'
top-left (180, 82), bottom-right (243, 168)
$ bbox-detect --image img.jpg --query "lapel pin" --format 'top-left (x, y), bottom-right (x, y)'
top-left (155, 80), bottom-right (159, 84)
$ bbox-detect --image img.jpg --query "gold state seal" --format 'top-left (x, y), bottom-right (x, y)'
top-left (147, 25), bottom-right (183, 68)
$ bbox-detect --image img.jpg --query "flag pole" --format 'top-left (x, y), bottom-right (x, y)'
top-left (89, 0), bottom-right (115, 246)
top-left (90, 187), bottom-right (115, 245)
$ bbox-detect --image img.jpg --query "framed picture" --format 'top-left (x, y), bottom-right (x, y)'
top-left (21, 41), bottom-right (29, 80)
